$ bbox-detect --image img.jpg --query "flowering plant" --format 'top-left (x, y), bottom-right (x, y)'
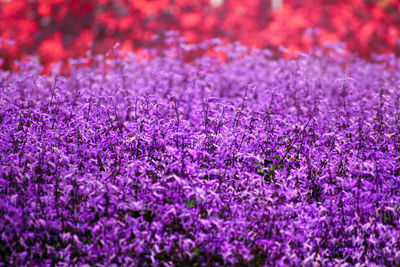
top-left (0, 40), bottom-right (400, 265)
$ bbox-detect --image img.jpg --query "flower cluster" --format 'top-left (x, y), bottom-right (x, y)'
top-left (1, 0), bottom-right (400, 71)
top-left (1, 42), bottom-right (400, 266)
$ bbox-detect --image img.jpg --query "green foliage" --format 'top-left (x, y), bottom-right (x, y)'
top-left (255, 155), bottom-right (281, 183)
top-left (185, 198), bottom-right (197, 209)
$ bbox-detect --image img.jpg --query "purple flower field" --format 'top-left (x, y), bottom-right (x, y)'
top-left (1, 43), bottom-right (400, 266)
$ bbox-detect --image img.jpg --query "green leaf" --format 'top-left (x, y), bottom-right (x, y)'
top-left (256, 161), bottom-right (262, 170)
top-left (192, 247), bottom-right (201, 258)
top-left (185, 198), bottom-right (197, 209)
top-left (256, 161), bottom-right (265, 175)
top-left (269, 164), bottom-right (278, 171)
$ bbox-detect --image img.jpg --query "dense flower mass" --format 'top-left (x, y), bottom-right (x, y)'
top-left (1, 41), bottom-right (400, 266)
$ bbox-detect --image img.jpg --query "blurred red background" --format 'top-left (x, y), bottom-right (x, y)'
top-left (1, 0), bottom-right (399, 72)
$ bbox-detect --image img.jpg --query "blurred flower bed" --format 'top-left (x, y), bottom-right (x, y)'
top-left (1, 0), bottom-right (400, 72)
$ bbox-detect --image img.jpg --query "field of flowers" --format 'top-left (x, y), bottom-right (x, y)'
top-left (1, 39), bottom-right (400, 265)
